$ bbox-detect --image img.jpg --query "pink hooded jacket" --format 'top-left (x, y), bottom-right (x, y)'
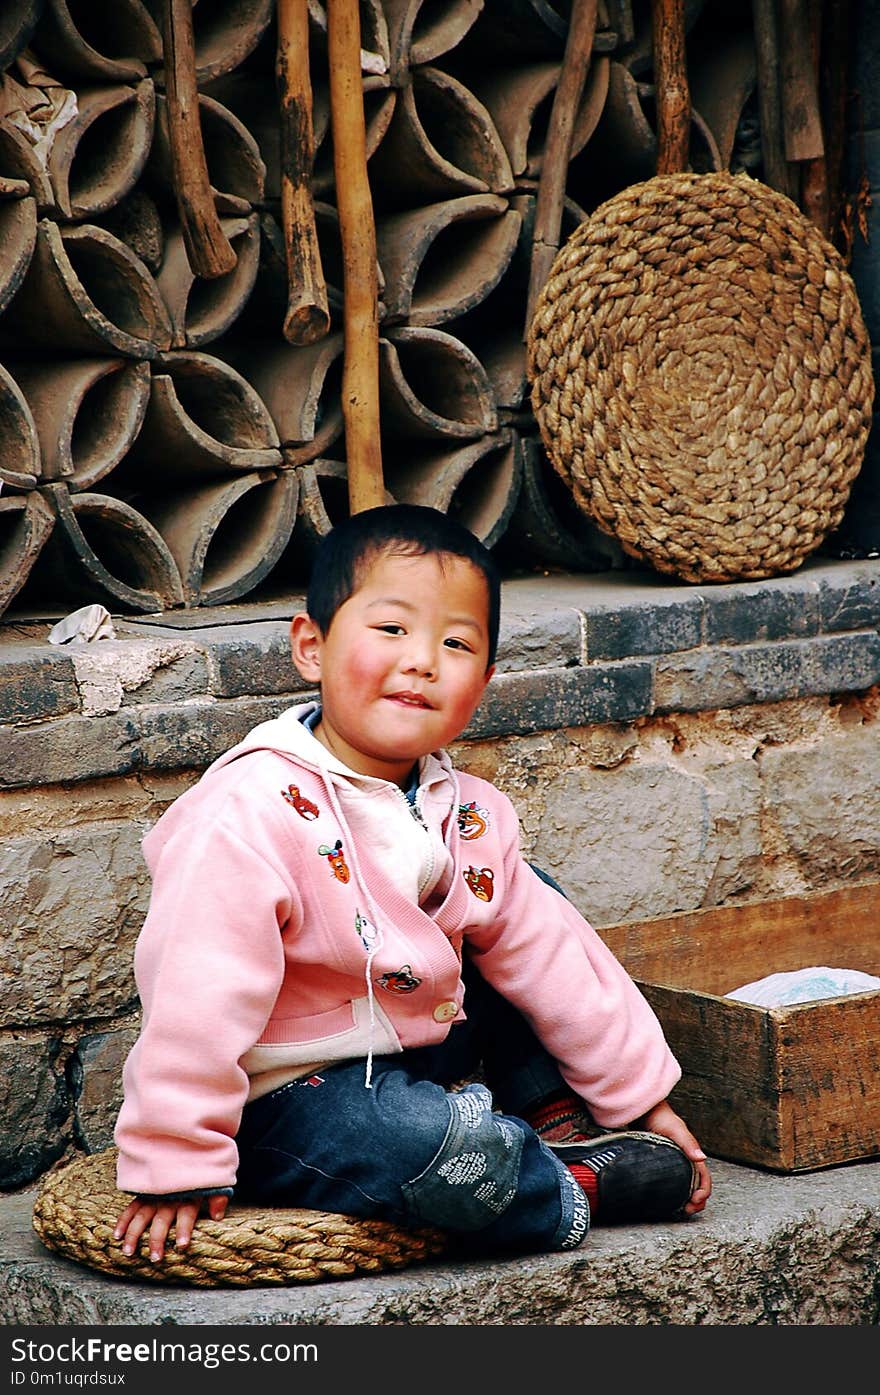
top-left (114, 703), bottom-right (681, 1196)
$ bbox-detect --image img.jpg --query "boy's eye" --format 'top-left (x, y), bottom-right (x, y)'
top-left (444, 637), bottom-right (474, 652)
top-left (375, 623), bottom-right (405, 635)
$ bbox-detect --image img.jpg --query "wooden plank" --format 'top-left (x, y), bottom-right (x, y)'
top-left (772, 995), bottom-right (880, 1170)
top-left (601, 881), bottom-right (880, 995)
top-left (639, 984), bottom-right (784, 1168)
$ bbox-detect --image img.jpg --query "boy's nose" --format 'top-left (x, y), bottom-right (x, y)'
top-left (402, 640), bottom-right (437, 677)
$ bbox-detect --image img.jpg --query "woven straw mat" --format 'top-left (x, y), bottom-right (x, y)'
top-left (526, 171), bottom-right (874, 583)
top-left (32, 1149), bottom-right (449, 1287)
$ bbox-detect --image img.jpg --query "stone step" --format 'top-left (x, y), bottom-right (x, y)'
top-left (2, 1157), bottom-right (879, 1325)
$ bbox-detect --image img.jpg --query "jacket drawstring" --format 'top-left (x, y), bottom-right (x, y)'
top-left (363, 943), bottom-right (379, 1089)
top-left (323, 774), bottom-right (385, 1089)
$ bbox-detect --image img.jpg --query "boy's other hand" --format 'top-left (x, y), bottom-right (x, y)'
top-left (113, 1193), bottom-right (229, 1264)
top-left (636, 1099), bottom-right (712, 1216)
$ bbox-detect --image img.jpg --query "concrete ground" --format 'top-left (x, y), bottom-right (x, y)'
top-left (2, 1155), bottom-right (879, 1326)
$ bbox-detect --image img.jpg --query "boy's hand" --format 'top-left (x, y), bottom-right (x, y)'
top-left (113, 1193), bottom-right (229, 1264)
top-left (636, 1099), bottom-right (712, 1216)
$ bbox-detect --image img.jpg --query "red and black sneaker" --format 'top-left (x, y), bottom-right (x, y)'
top-left (548, 1132), bottom-right (698, 1225)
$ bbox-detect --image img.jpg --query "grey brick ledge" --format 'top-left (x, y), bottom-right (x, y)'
top-left (1, 557), bottom-right (879, 789)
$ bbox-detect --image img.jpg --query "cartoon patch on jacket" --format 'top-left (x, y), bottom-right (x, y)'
top-left (377, 965), bottom-right (421, 993)
top-left (281, 784), bottom-right (320, 819)
top-left (318, 838), bottom-right (350, 882)
top-left (463, 865), bottom-right (494, 901)
top-left (457, 800), bottom-right (489, 840)
top-left (354, 908), bottom-right (379, 950)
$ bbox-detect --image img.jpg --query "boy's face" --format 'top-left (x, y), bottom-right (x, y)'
top-left (290, 549), bottom-right (495, 785)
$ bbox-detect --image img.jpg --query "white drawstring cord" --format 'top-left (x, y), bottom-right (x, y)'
top-left (363, 943), bottom-right (379, 1089)
top-left (323, 773), bottom-right (385, 1090)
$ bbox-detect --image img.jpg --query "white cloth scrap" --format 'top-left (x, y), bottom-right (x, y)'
top-left (48, 604), bottom-right (116, 645)
top-left (726, 966), bottom-right (880, 1008)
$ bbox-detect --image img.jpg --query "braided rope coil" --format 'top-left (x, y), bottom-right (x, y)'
top-left (32, 1149), bottom-right (449, 1287)
top-left (527, 171), bottom-right (875, 583)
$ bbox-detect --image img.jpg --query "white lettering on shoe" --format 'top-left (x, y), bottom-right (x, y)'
top-left (560, 1167), bottom-right (590, 1248)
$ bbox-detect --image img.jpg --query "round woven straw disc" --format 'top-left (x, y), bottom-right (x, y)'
top-left (32, 1149), bottom-right (449, 1287)
top-left (527, 171), bottom-right (875, 583)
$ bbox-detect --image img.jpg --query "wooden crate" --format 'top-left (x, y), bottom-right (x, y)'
top-left (601, 881), bottom-right (880, 1172)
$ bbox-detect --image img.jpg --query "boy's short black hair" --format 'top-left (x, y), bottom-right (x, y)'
top-left (307, 504), bottom-right (501, 667)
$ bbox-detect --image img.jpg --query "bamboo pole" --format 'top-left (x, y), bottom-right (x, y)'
top-left (161, 0), bottom-right (236, 278)
top-left (524, 0), bottom-right (598, 337)
top-left (327, 0), bottom-right (385, 513)
top-left (651, 0), bottom-right (691, 174)
top-left (277, 0), bottom-right (330, 344)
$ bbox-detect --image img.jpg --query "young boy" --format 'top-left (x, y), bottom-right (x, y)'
top-left (114, 504), bottom-right (711, 1264)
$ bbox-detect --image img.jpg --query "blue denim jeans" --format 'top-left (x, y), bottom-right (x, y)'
top-left (234, 946), bottom-right (590, 1255)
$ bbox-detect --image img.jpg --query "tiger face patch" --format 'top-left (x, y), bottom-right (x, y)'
top-left (458, 800), bottom-right (489, 840)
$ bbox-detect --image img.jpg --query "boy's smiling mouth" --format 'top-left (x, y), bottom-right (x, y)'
top-left (386, 690), bottom-right (434, 708)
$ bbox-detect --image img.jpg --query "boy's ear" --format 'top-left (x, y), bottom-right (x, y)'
top-left (290, 612), bottom-right (324, 683)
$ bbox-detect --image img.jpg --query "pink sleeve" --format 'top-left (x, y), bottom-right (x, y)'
top-left (114, 807), bottom-right (297, 1195)
top-left (464, 795), bottom-right (681, 1128)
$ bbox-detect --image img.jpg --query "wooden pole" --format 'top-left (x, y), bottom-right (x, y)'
top-left (277, 0), bottom-right (330, 345)
top-left (752, 0), bottom-right (798, 199)
top-left (819, 0), bottom-right (852, 243)
top-left (524, 0), bottom-right (598, 337)
top-left (326, 0), bottom-right (385, 513)
top-left (161, 0), bottom-right (236, 278)
top-left (779, 0), bottom-right (825, 162)
top-left (798, 0), bottom-right (830, 234)
top-left (651, 0), bottom-right (691, 174)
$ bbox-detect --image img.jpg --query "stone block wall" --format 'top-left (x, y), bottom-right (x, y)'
top-left (2, 557), bottom-right (879, 1190)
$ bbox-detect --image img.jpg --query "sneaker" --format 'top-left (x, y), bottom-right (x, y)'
top-left (548, 1132), bottom-right (698, 1225)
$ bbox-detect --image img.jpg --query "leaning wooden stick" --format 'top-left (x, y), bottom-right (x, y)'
top-left (651, 0), bottom-right (691, 174)
top-left (798, 0), bottom-right (831, 235)
top-left (815, 0), bottom-right (851, 240)
top-left (752, 0), bottom-right (798, 199)
top-left (524, 0), bottom-right (598, 336)
top-left (327, 0), bottom-right (385, 513)
top-left (162, 0), bottom-right (236, 278)
top-left (277, 0), bottom-right (330, 345)
top-left (779, 0), bottom-right (825, 164)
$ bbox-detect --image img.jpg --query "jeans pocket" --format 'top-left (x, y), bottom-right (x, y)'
top-left (400, 1083), bottom-right (525, 1231)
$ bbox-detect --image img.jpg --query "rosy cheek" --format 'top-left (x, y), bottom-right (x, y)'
top-left (340, 644), bottom-right (387, 690)
top-left (449, 679), bottom-right (488, 722)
